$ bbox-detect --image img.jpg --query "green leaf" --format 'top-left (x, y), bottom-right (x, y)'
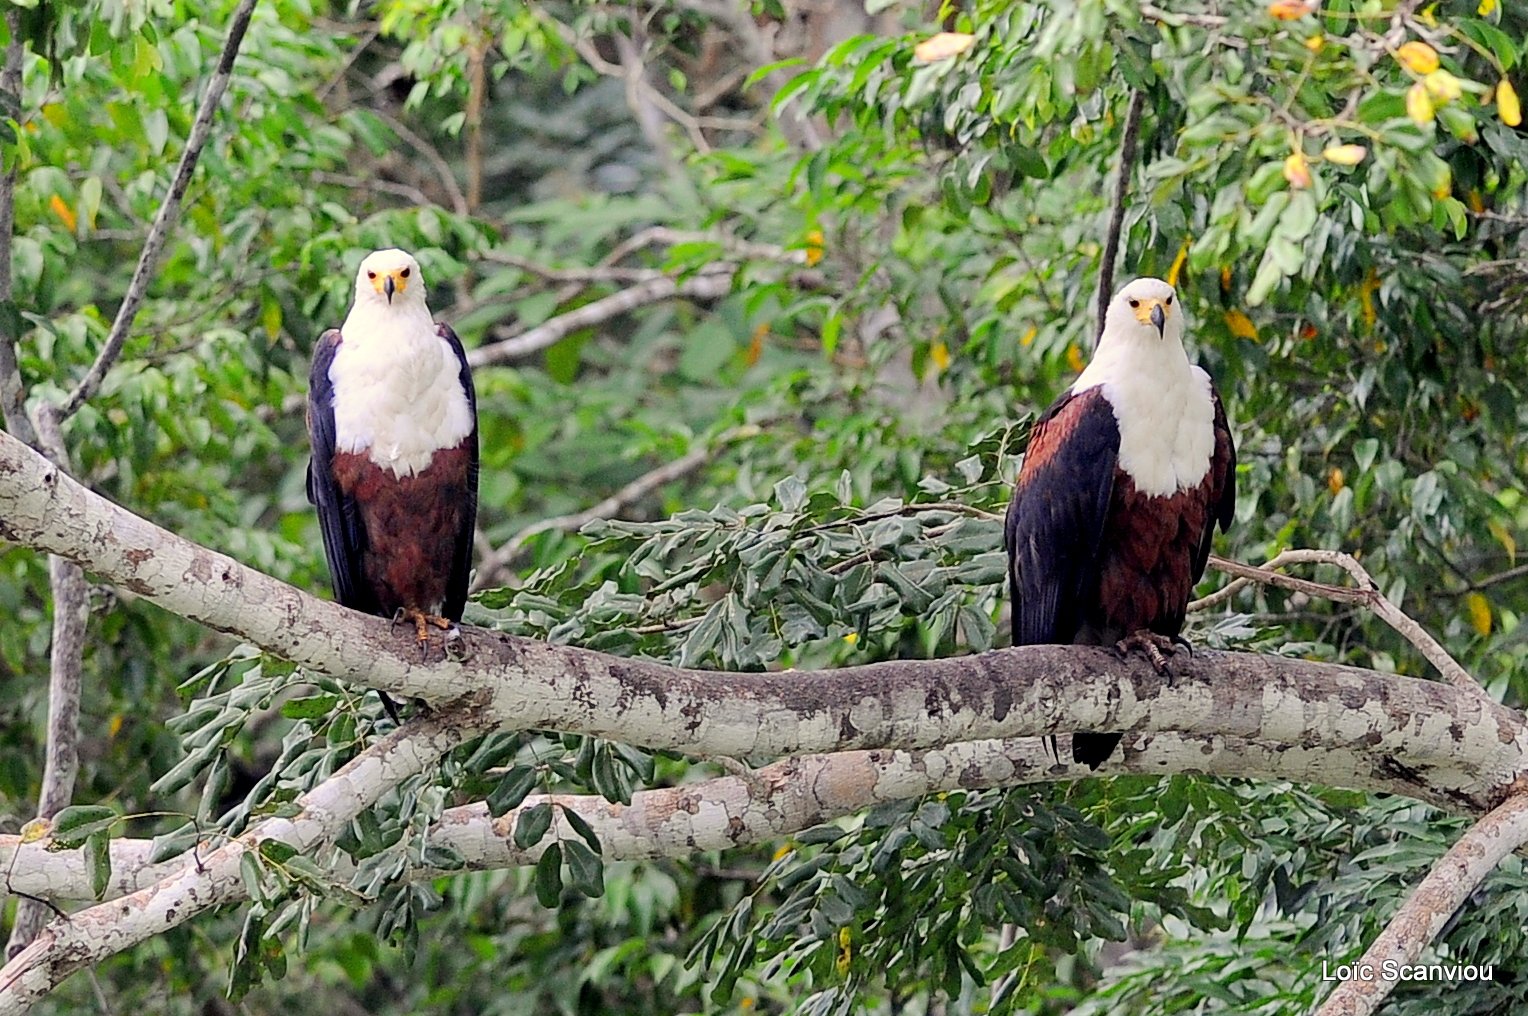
top-left (534, 841), bottom-right (563, 907)
top-left (49, 805), bottom-right (118, 849)
top-left (563, 839), bottom-right (605, 897)
top-left (513, 801), bottom-right (554, 849)
top-left (488, 765), bottom-right (539, 817)
top-left (86, 832), bottom-right (111, 900)
top-left (279, 693), bottom-right (341, 720)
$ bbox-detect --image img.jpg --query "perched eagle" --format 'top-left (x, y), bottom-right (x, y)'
top-left (306, 248), bottom-right (479, 673)
top-left (1004, 277), bottom-right (1235, 769)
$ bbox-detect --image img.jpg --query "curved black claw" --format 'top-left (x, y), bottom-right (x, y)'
top-left (1171, 634), bottom-right (1194, 656)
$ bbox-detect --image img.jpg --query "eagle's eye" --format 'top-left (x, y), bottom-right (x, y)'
top-left (1128, 298), bottom-right (1140, 308)
top-left (367, 271), bottom-right (376, 279)
top-left (1166, 295), bottom-right (1174, 306)
top-left (401, 267), bottom-right (411, 278)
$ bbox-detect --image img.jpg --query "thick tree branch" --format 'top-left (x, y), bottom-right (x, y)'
top-left (0, 428), bottom-right (1521, 799)
top-left (2, 730), bottom-right (1498, 908)
top-left (468, 270), bottom-right (735, 367)
top-left (55, 0), bottom-right (258, 421)
top-left (0, 704), bottom-right (491, 1014)
top-left (1095, 88), bottom-right (1146, 342)
top-left (1316, 792), bottom-right (1528, 1016)
top-left (0, 9), bottom-right (32, 449)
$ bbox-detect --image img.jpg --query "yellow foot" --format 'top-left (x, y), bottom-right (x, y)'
top-left (395, 607), bottom-right (455, 653)
top-left (1114, 630), bottom-right (1182, 676)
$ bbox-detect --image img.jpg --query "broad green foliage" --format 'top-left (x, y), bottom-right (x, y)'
top-left (1, 0), bottom-right (1526, 1013)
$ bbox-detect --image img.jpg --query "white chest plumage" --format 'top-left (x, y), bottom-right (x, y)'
top-left (327, 305), bottom-right (474, 479)
top-left (1072, 344), bottom-right (1216, 498)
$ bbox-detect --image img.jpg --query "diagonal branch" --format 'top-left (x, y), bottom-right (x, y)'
top-left (1095, 88), bottom-right (1147, 342)
top-left (467, 270), bottom-right (736, 367)
top-left (1315, 792), bottom-right (1528, 1016)
top-left (0, 9), bottom-right (33, 450)
top-left (0, 701), bottom-right (492, 1014)
top-left (55, 0), bottom-right (259, 421)
top-left (1196, 549), bottom-right (1488, 700)
top-left (472, 423), bottom-right (763, 590)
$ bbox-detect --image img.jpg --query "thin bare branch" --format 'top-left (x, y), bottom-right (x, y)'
top-left (1316, 792), bottom-right (1528, 1016)
top-left (1096, 88), bottom-right (1147, 342)
top-left (473, 427), bottom-right (760, 589)
top-left (467, 270), bottom-right (735, 367)
top-left (368, 105), bottom-right (469, 217)
top-left (56, 0), bottom-right (259, 421)
top-left (478, 249), bottom-right (664, 285)
top-left (1195, 549), bottom-right (1487, 700)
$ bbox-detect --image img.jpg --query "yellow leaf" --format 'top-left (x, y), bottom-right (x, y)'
top-left (1019, 325), bottom-right (1038, 347)
top-left (1166, 238), bottom-right (1190, 288)
top-left (1359, 269), bottom-right (1379, 332)
top-left (19, 818), bottom-right (50, 843)
top-left (747, 323), bottom-right (767, 366)
top-left (772, 842), bottom-right (793, 860)
top-left (108, 713), bottom-right (123, 739)
top-left (1499, 78), bottom-right (1522, 127)
top-left (48, 193), bottom-right (76, 231)
top-left (1423, 69), bottom-right (1461, 102)
top-left (1466, 592), bottom-right (1493, 636)
top-left (842, 631), bottom-right (859, 645)
top-left (804, 228), bottom-right (824, 267)
top-left (1395, 41), bottom-right (1440, 75)
top-left (1487, 518), bottom-right (1516, 565)
top-left (1327, 467), bottom-right (1345, 495)
top-left (1065, 344), bottom-right (1084, 373)
top-left (1322, 143), bottom-right (1368, 166)
top-left (1282, 151), bottom-right (1312, 189)
top-left (1223, 309), bottom-right (1259, 340)
top-left (1268, 0), bottom-right (1317, 19)
top-left (913, 32), bottom-right (975, 63)
top-left (929, 340), bottom-right (951, 373)
top-left (1406, 81), bottom-right (1435, 124)
top-left (1479, 0), bottom-right (1497, 15)
top-left (1467, 189), bottom-right (1485, 213)
top-left (836, 927), bottom-right (853, 976)
top-left (1305, 33), bottom-right (1325, 52)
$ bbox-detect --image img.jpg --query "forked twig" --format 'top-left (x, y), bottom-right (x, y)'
top-left (1195, 549), bottom-right (1486, 698)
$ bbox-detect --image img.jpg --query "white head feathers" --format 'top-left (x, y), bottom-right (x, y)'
top-left (331, 248), bottom-right (472, 478)
top-left (1072, 276), bottom-right (1216, 497)
top-left (352, 248), bottom-right (428, 310)
top-left (1099, 276), bottom-right (1185, 351)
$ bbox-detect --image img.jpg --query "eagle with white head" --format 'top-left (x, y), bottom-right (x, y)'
top-left (306, 248), bottom-right (479, 670)
top-left (1004, 277), bottom-right (1236, 769)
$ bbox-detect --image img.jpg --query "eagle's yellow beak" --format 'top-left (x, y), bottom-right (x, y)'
top-left (370, 269), bottom-right (409, 303)
top-left (1133, 297), bottom-right (1167, 335)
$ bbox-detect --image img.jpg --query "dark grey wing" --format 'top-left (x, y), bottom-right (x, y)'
top-left (1006, 387), bottom-right (1120, 646)
top-left (307, 328), bottom-right (376, 613)
top-left (437, 322), bottom-right (479, 621)
top-left (1191, 380), bottom-right (1237, 584)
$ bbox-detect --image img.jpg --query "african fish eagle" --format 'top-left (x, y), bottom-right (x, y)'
top-left (1004, 277), bottom-right (1236, 769)
top-left (306, 248), bottom-right (479, 673)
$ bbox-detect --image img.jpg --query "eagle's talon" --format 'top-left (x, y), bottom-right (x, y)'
top-left (1115, 630), bottom-right (1179, 679)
